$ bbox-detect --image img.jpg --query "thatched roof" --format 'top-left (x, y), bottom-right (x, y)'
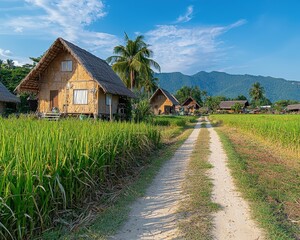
top-left (286, 104), bottom-right (300, 111)
top-left (181, 97), bottom-right (201, 108)
top-left (0, 82), bottom-right (20, 103)
top-left (15, 38), bottom-right (135, 98)
top-left (219, 100), bottom-right (249, 109)
top-left (149, 88), bottom-right (179, 105)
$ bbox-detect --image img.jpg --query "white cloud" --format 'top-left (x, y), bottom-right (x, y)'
top-left (14, 27), bottom-right (23, 33)
top-left (176, 5), bottom-right (193, 23)
top-left (227, 19), bottom-right (248, 29)
top-left (145, 20), bottom-right (247, 74)
top-left (12, 60), bottom-right (24, 66)
top-left (0, 48), bottom-right (33, 65)
top-left (0, 49), bottom-right (12, 58)
top-left (2, 0), bottom-right (119, 56)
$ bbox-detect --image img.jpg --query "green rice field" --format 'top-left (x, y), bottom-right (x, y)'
top-left (210, 114), bottom-right (300, 155)
top-left (0, 118), bottom-right (161, 239)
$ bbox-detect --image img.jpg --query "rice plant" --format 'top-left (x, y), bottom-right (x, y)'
top-left (210, 114), bottom-right (300, 154)
top-left (0, 118), bottom-right (160, 239)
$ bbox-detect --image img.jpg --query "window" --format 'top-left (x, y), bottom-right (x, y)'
top-left (73, 89), bottom-right (88, 105)
top-left (61, 60), bottom-right (72, 72)
top-left (106, 94), bottom-right (112, 106)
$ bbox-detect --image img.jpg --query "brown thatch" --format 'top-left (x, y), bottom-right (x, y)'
top-left (286, 104), bottom-right (300, 111)
top-left (219, 100), bottom-right (249, 110)
top-left (149, 88), bottom-right (179, 105)
top-left (15, 38), bottom-right (135, 98)
top-left (0, 82), bottom-right (20, 103)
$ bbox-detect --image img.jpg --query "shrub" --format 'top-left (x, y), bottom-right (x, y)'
top-left (132, 100), bottom-right (153, 123)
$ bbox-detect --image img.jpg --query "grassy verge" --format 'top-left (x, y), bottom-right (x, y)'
top-left (216, 126), bottom-right (300, 240)
top-left (43, 121), bottom-right (195, 240)
top-left (178, 123), bottom-right (220, 240)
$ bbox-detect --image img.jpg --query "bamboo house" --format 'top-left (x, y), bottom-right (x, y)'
top-left (149, 88), bottom-right (179, 115)
top-left (15, 38), bottom-right (135, 118)
top-left (0, 82), bottom-right (20, 114)
top-left (181, 97), bottom-right (201, 114)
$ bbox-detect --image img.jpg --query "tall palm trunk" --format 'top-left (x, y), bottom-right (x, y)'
top-left (130, 69), bottom-right (134, 90)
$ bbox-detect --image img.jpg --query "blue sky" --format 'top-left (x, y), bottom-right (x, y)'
top-left (1, 0), bottom-right (300, 80)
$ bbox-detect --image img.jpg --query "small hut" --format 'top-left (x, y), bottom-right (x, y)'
top-left (181, 97), bottom-right (201, 115)
top-left (149, 88), bottom-right (179, 115)
top-left (0, 82), bottom-right (20, 114)
top-left (15, 37), bottom-right (134, 118)
top-left (286, 104), bottom-right (300, 112)
top-left (219, 100), bottom-right (249, 113)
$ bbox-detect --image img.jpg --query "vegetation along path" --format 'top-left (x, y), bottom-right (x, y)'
top-left (206, 118), bottom-right (264, 240)
top-left (111, 119), bottom-right (202, 239)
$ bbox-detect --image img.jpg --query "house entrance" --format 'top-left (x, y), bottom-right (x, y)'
top-left (50, 90), bottom-right (59, 110)
top-left (164, 105), bottom-right (171, 114)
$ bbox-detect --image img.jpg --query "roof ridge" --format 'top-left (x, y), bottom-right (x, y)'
top-left (16, 37), bottom-right (134, 98)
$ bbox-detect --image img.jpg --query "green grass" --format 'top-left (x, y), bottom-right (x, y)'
top-left (154, 115), bottom-right (198, 141)
top-left (0, 118), bottom-right (160, 239)
top-left (178, 123), bottom-right (220, 240)
top-left (153, 115), bottom-right (197, 126)
top-left (216, 128), bottom-right (300, 240)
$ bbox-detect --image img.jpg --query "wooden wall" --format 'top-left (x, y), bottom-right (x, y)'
top-left (37, 51), bottom-right (120, 115)
top-left (150, 93), bottom-right (173, 115)
top-left (98, 88), bottom-right (119, 115)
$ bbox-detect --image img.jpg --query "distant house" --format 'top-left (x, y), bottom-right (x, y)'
top-left (181, 97), bottom-right (201, 114)
top-left (149, 88), bottom-right (179, 115)
top-left (0, 82), bottom-right (20, 114)
top-left (219, 100), bottom-right (249, 113)
top-left (15, 37), bottom-right (134, 118)
top-left (286, 104), bottom-right (300, 112)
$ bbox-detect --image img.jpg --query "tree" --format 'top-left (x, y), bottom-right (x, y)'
top-left (30, 54), bottom-right (43, 67)
top-left (234, 95), bottom-right (247, 100)
top-left (107, 33), bottom-right (160, 90)
top-left (2, 59), bottom-right (15, 69)
top-left (140, 70), bottom-right (158, 99)
top-left (175, 86), bottom-right (205, 105)
top-left (205, 96), bottom-right (227, 112)
top-left (231, 102), bottom-right (243, 113)
top-left (249, 82), bottom-right (265, 107)
top-left (273, 100), bottom-right (298, 112)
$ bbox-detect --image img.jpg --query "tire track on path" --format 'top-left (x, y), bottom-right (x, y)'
top-left (111, 120), bottom-right (202, 240)
top-left (206, 119), bottom-right (264, 240)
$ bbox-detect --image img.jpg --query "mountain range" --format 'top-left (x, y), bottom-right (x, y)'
top-left (155, 71), bottom-right (300, 102)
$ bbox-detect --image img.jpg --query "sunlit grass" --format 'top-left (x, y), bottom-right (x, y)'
top-left (210, 114), bottom-right (300, 155)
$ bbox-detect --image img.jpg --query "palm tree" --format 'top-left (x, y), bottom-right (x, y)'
top-left (6, 59), bottom-right (15, 69)
top-left (249, 82), bottom-right (265, 106)
top-left (107, 33), bottom-right (160, 90)
top-left (140, 70), bottom-right (159, 98)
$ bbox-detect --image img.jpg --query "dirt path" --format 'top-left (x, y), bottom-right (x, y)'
top-left (111, 120), bottom-right (202, 240)
top-left (206, 120), bottom-right (264, 240)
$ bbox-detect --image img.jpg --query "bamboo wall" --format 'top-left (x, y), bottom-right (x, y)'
top-left (37, 51), bottom-right (119, 115)
top-left (98, 88), bottom-right (119, 115)
top-left (150, 93), bottom-right (173, 115)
